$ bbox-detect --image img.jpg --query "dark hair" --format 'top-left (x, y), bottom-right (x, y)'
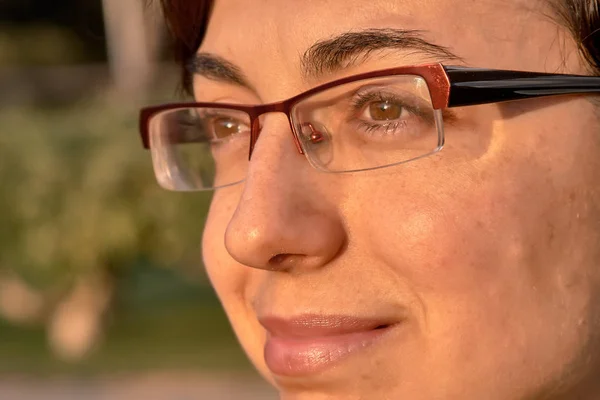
top-left (157, 0), bottom-right (600, 83)
top-left (157, 0), bottom-right (214, 89)
top-left (550, 0), bottom-right (600, 75)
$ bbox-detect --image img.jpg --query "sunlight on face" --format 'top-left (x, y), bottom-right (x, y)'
top-left (198, 0), bottom-right (600, 399)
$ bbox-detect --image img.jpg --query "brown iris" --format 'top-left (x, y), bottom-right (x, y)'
top-left (369, 101), bottom-right (402, 121)
top-left (212, 117), bottom-right (241, 139)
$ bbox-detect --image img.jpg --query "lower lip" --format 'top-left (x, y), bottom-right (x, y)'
top-left (263, 325), bottom-right (395, 376)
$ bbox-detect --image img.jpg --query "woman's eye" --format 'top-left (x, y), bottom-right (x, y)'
top-left (211, 117), bottom-right (246, 139)
top-left (365, 101), bottom-right (404, 121)
top-left (342, 90), bottom-right (435, 142)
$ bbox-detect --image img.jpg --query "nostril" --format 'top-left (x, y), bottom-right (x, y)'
top-left (268, 253), bottom-right (297, 270)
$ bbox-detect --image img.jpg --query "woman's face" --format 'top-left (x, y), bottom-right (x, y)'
top-left (197, 0), bottom-right (600, 398)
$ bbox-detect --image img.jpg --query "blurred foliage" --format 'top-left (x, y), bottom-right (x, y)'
top-left (0, 4), bottom-right (251, 375)
top-left (0, 268), bottom-right (251, 374)
top-left (0, 95), bottom-right (212, 291)
top-left (0, 0), bottom-right (108, 65)
top-left (0, 25), bottom-right (90, 66)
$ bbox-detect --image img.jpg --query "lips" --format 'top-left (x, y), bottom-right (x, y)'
top-left (260, 314), bottom-right (398, 376)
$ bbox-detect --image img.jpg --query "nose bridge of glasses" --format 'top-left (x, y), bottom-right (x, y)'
top-left (248, 103), bottom-right (304, 159)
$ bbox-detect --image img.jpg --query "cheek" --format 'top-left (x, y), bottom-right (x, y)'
top-left (361, 162), bottom-right (537, 297)
top-left (202, 194), bottom-right (235, 291)
top-left (351, 101), bottom-right (600, 392)
top-left (368, 100), bottom-right (600, 292)
top-left (201, 190), bottom-right (270, 376)
top-left (202, 193), bottom-right (251, 327)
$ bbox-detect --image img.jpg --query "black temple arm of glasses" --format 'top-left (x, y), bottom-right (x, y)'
top-left (444, 66), bottom-right (600, 108)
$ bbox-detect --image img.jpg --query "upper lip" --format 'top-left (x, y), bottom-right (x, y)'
top-left (259, 314), bottom-right (397, 338)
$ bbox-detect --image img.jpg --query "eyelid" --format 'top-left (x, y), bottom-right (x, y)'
top-left (192, 77), bottom-right (261, 104)
top-left (192, 97), bottom-right (249, 105)
top-left (209, 97), bottom-right (248, 104)
top-left (350, 89), bottom-right (435, 124)
top-left (354, 86), bottom-right (430, 106)
top-left (199, 110), bottom-right (244, 118)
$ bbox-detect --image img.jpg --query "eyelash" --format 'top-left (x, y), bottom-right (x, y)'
top-left (351, 90), bottom-right (428, 118)
top-left (356, 120), bottom-right (408, 134)
top-left (348, 91), bottom-right (418, 135)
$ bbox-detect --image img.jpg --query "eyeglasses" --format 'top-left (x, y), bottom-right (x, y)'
top-left (139, 63), bottom-right (600, 191)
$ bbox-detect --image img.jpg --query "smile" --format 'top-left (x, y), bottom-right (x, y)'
top-left (260, 314), bottom-right (400, 376)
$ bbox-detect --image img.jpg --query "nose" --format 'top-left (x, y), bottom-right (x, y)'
top-left (224, 115), bottom-right (346, 272)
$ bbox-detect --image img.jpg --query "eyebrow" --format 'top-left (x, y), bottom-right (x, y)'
top-left (301, 29), bottom-right (462, 79)
top-left (187, 28), bottom-right (462, 90)
top-left (187, 53), bottom-right (254, 89)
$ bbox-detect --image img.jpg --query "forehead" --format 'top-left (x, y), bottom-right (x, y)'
top-left (200, 0), bottom-right (569, 93)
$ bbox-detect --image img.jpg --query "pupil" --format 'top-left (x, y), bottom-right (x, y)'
top-left (214, 118), bottom-right (239, 138)
top-left (369, 101), bottom-right (401, 120)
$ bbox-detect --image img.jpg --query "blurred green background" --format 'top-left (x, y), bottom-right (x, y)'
top-left (0, 1), bottom-right (272, 397)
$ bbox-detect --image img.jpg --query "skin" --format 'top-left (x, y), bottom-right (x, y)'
top-left (195, 0), bottom-right (600, 398)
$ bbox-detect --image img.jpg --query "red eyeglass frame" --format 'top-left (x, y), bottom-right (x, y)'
top-left (139, 62), bottom-right (600, 159)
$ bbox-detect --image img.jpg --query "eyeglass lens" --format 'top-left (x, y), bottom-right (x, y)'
top-left (148, 74), bottom-right (444, 191)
